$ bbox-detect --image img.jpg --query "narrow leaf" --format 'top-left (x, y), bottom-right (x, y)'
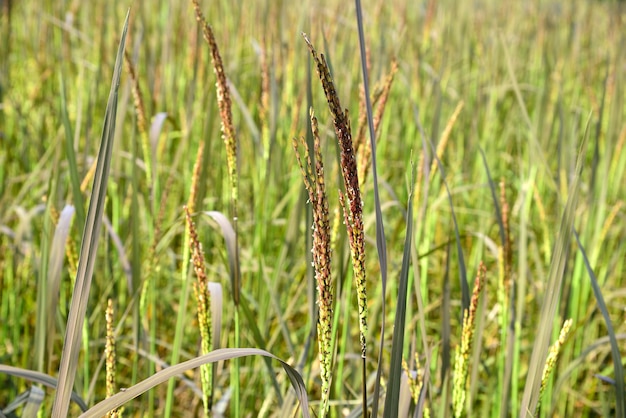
top-left (574, 230), bottom-right (625, 418)
top-left (519, 130), bottom-right (588, 417)
top-left (51, 11), bottom-right (129, 417)
top-left (384, 163), bottom-right (415, 416)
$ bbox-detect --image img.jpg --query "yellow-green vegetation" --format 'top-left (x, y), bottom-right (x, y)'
top-left (452, 262), bottom-right (486, 418)
top-left (0, 1), bottom-right (625, 417)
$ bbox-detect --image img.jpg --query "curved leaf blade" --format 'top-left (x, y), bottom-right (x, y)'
top-left (79, 348), bottom-right (310, 418)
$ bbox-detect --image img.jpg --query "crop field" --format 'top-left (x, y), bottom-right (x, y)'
top-left (0, 0), bottom-right (625, 417)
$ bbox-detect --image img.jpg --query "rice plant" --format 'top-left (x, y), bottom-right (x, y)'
top-left (0, 1), bottom-right (624, 417)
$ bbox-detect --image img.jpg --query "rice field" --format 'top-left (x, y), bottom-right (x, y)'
top-left (0, 1), bottom-right (625, 417)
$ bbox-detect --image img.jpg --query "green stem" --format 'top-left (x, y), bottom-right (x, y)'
top-left (164, 225), bottom-right (191, 417)
top-left (233, 307), bottom-right (240, 418)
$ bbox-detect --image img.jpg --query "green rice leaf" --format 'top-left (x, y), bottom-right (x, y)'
top-left (574, 229), bottom-right (625, 418)
top-left (383, 162), bottom-right (415, 417)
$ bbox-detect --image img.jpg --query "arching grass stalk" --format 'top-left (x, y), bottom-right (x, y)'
top-left (303, 33), bottom-right (368, 415)
top-left (191, 2), bottom-right (240, 416)
top-left (292, 108), bottom-right (334, 418)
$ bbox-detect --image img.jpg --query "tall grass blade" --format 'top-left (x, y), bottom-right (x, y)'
top-left (383, 164), bottom-right (415, 417)
top-left (129, 128), bottom-right (143, 402)
top-left (51, 10), bottom-right (129, 417)
top-left (441, 244), bottom-right (451, 388)
top-left (34, 194), bottom-right (52, 374)
top-left (354, 1), bottom-right (389, 415)
top-left (519, 132), bottom-right (587, 417)
top-left (79, 348), bottom-right (310, 418)
top-left (573, 229), bottom-right (625, 418)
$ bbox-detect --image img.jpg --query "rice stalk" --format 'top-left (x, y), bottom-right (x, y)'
top-left (187, 141), bottom-right (205, 214)
top-left (497, 178), bottom-right (514, 416)
top-left (191, 0), bottom-right (238, 213)
top-left (292, 107), bottom-right (334, 418)
top-left (302, 33), bottom-right (368, 364)
top-left (500, 180), bottom-right (512, 286)
top-left (105, 299), bottom-right (123, 418)
top-left (185, 206), bottom-right (213, 416)
top-left (453, 261), bottom-right (486, 418)
top-left (535, 319), bottom-right (572, 416)
top-left (165, 128), bottom-right (208, 414)
top-left (191, 3), bottom-right (241, 416)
